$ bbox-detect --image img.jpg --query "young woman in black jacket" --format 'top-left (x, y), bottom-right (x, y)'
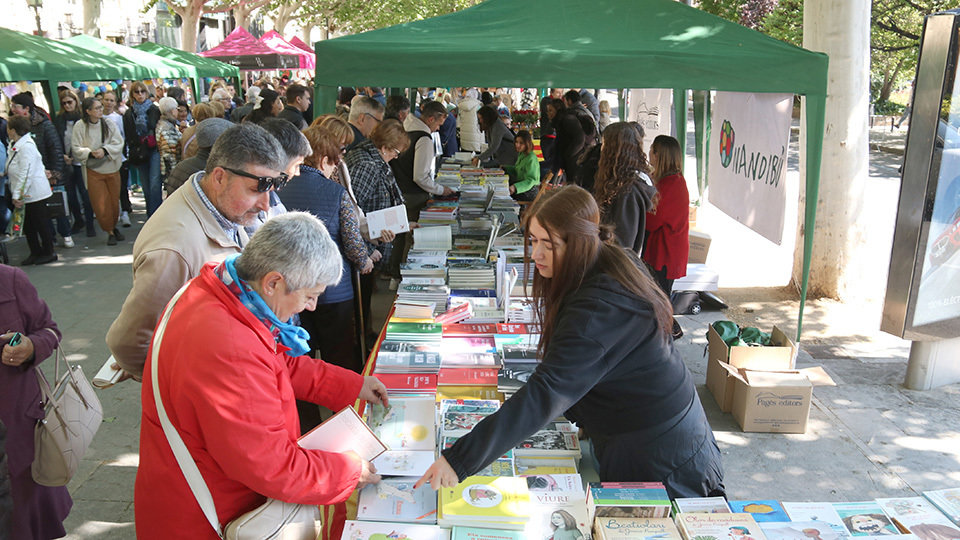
top-left (416, 185), bottom-right (725, 499)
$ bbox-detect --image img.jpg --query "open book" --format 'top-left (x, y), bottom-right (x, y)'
top-left (297, 406), bottom-right (387, 462)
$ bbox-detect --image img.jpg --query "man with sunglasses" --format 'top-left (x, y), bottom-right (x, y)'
top-left (346, 96), bottom-right (385, 152)
top-left (107, 124), bottom-right (288, 382)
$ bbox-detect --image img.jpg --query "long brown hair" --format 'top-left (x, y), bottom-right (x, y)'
top-left (593, 122), bottom-right (650, 215)
top-left (650, 134), bottom-right (683, 183)
top-left (523, 186), bottom-right (673, 357)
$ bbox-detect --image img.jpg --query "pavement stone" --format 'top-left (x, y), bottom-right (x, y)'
top-left (5, 131), bottom-right (958, 538)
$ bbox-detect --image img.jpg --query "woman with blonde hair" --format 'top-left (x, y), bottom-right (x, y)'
top-left (73, 97), bottom-right (125, 245)
top-left (417, 186), bottom-right (724, 499)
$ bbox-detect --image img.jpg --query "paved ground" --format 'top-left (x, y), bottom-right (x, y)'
top-left (6, 124), bottom-right (959, 539)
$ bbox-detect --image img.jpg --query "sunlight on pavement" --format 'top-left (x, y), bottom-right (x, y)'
top-left (70, 521), bottom-right (134, 538)
top-left (106, 453), bottom-right (141, 467)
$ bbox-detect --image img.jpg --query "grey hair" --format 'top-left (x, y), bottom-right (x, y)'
top-left (205, 124), bottom-right (287, 176)
top-left (245, 86), bottom-right (261, 104)
top-left (234, 212), bottom-right (342, 291)
top-left (158, 96), bottom-right (179, 116)
top-left (212, 89), bottom-right (231, 101)
top-left (348, 96), bottom-right (384, 123)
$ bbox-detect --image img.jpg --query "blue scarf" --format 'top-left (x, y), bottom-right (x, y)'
top-left (216, 255), bottom-right (311, 357)
top-left (132, 100), bottom-right (152, 137)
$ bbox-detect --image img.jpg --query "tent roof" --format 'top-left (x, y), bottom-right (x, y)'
top-left (200, 27), bottom-right (299, 70)
top-left (288, 36), bottom-right (313, 55)
top-left (314, 0), bottom-right (827, 96)
top-left (67, 35), bottom-right (195, 80)
top-left (0, 27), bottom-right (161, 83)
top-left (135, 41), bottom-right (239, 79)
top-left (260, 31), bottom-right (314, 70)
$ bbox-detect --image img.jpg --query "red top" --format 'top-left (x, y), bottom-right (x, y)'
top-left (135, 263), bottom-right (364, 539)
top-left (643, 173), bottom-right (690, 279)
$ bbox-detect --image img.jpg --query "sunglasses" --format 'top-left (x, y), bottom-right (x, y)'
top-left (222, 166), bottom-right (289, 192)
top-left (133, 89), bottom-right (147, 95)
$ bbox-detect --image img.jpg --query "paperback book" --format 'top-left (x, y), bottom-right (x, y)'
top-left (759, 521), bottom-right (848, 540)
top-left (832, 502), bottom-right (899, 537)
top-left (587, 482), bottom-right (671, 522)
top-left (876, 496), bottom-right (960, 540)
top-left (729, 501), bottom-right (791, 523)
top-left (357, 476), bottom-right (438, 524)
top-left (923, 488), bottom-right (960, 526)
top-left (525, 488), bottom-right (593, 540)
top-left (674, 496), bottom-right (733, 514)
top-left (674, 512), bottom-right (767, 540)
top-left (782, 502), bottom-right (850, 537)
top-left (594, 517), bottom-right (683, 540)
top-left (438, 476), bottom-right (531, 529)
top-left (340, 519), bottom-right (446, 540)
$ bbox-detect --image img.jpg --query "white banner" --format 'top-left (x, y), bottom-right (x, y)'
top-left (707, 92), bottom-right (792, 245)
top-left (628, 88), bottom-right (672, 155)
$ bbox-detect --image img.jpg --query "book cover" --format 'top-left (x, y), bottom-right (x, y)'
top-left (729, 501), bottom-right (790, 523)
top-left (451, 526), bottom-right (524, 540)
top-left (521, 474), bottom-right (584, 495)
top-left (922, 488), bottom-right (960, 526)
top-left (340, 519), bottom-right (446, 540)
top-left (439, 476), bottom-right (530, 527)
top-left (372, 450), bottom-right (437, 477)
top-left (594, 517), bottom-right (682, 540)
top-left (674, 497), bottom-right (733, 514)
top-left (832, 502), bottom-right (899, 536)
top-left (525, 490), bottom-right (593, 540)
top-left (376, 373), bottom-right (438, 392)
top-left (759, 521), bottom-right (848, 540)
top-left (442, 410), bottom-right (495, 436)
top-left (375, 351), bottom-right (442, 373)
top-left (515, 430), bottom-right (580, 457)
top-left (440, 399), bottom-right (502, 414)
top-left (514, 456), bottom-right (579, 475)
top-left (443, 323), bottom-right (498, 336)
top-left (674, 513), bottom-right (767, 540)
top-left (357, 476), bottom-right (438, 524)
top-left (297, 406), bottom-right (386, 462)
top-left (876, 497), bottom-right (960, 540)
top-left (436, 385), bottom-right (503, 402)
top-left (782, 502), bottom-right (849, 537)
top-left (438, 368), bottom-right (500, 386)
top-left (369, 397), bottom-right (437, 451)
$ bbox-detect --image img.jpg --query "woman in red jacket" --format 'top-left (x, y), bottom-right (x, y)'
top-left (644, 135), bottom-right (689, 339)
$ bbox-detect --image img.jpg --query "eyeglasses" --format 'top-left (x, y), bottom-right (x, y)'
top-left (222, 166), bottom-right (289, 192)
top-left (391, 147), bottom-right (402, 157)
top-left (133, 89), bottom-right (147, 95)
top-left (340, 145), bottom-right (348, 155)
top-left (364, 112), bottom-right (382, 124)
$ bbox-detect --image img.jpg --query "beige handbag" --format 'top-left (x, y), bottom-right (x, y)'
top-left (152, 285), bottom-right (321, 540)
top-left (32, 330), bottom-right (103, 486)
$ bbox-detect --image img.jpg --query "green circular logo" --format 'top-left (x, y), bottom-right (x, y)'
top-left (719, 120), bottom-right (735, 168)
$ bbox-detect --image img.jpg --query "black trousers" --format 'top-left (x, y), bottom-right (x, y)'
top-left (119, 162), bottom-right (132, 213)
top-left (24, 199), bottom-right (54, 257)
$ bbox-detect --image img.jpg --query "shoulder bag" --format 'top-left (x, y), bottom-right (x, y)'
top-left (32, 329), bottom-right (103, 486)
top-left (151, 284), bottom-right (321, 540)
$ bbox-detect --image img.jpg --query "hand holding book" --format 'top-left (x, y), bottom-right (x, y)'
top-left (344, 450), bottom-right (382, 490)
top-left (360, 376), bottom-right (390, 408)
top-left (414, 455), bottom-right (459, 491)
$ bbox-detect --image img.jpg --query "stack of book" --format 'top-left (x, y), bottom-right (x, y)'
top-left (414, 225), bottom-right (454, 251)
top-left (506, 297), bottom-right (536, 323)
top-left (435, 302), bottom-right (473, 325)
top-left (397, 283), bottom-right (450, 315)
top-left (373, 341), bottom-right (441, 396)
top-left (514, 420), bottom-right (581, 460)
top-left (386, 322), bottom-right (443, 343)
top-left (438, 476), bottom-right (531, 530)
top-left (495, 323), bottom-right (541, 398)
top-left (393, 300), bottom-right (437, 320)
top-left (448, 262), bottom-right (497, 290)
top-left (586, 482), bottom-right (672, 523)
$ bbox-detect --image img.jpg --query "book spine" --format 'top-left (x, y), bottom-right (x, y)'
top-left (375, 373), bottom-right (439, 390)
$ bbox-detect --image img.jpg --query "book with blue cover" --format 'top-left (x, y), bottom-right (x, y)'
top-left (729, 500), bottom-right (791, 523)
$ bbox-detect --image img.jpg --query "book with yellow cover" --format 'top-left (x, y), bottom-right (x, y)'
top-left (438, 476), bottom-right (531, 530)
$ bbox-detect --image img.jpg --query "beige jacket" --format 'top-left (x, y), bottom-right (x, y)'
top-left (71, 119), bottom-right (124, 174)
top-left (106, 175), bottom-right (248, 377)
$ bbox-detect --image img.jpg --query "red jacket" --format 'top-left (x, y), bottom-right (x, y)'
top-left (643, 173), bottom-right (690, 280)
top-left (135, 263), bottom-right (364, 539)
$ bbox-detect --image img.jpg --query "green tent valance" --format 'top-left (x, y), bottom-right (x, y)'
top-left (135, 42), bottom-right (240, 80)
top-left (67, 35), bottom-right (195, 81)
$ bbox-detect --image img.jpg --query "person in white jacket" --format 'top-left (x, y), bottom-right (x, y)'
top-left (6, 115), bottom-right (56, 265)
top-left (457, 89), bottom-right (484, 153)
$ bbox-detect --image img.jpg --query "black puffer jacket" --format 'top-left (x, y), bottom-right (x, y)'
top-left (122, 104), bottom-right (161, 165)
top-left (29, 109), bottom-right (65, 182)
top-left (0, 420), bottom-right (11, 540)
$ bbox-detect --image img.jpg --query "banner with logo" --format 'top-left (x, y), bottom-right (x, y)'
top-left (628, 88), bottom-right (672, 154)
top-left (707, 92), bottom-right (793, 245)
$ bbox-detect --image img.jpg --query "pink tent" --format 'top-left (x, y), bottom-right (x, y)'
top-left (259, 30), bottom-right (315, 70)
top-left (200, 27), bottom-right (299, 70)
top-left (288, 36), bottom-right (314, 55)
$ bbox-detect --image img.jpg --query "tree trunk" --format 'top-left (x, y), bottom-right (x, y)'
top-left (301, 22), bottom-right (315, 43)
top-left (795, 0), bottom-right (871, 299)
top-left (877, 57), bottom-right (905, 104)
top-left (272, 4), bottom-right (294, 35)
top-left (83, 0), bottom-right (101, 37)
top-left (179, 4), bottom-right (203, 53)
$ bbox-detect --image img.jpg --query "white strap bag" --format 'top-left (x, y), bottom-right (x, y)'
top-left (151, 284), bottom-right (321, 540)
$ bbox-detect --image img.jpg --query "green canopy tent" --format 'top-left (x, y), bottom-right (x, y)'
top-left (135, 41), bottom-right (241, 98)
top-left (0, 27), bottom-right (168, 111)
top-left (314, 0), bottom-right (828, 338)
top-left (67, 35), bottom-right (198, 99)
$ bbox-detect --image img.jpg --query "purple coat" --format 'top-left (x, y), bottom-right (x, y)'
top-left (0, 265), bottom-right (71, 539)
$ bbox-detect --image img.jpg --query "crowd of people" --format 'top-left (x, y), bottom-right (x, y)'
top-left (1, 82), bottom-right (701, 539)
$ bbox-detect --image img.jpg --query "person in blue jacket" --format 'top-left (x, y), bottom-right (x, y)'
top-left (416, 186), bottom-right (724, 499)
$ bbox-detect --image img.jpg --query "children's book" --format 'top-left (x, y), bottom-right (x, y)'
top-left (594, 517), bottom-right (683, 540)
top-left (674, 513), bottom-right (767, 540)
top-left (876, 496), bottom-right (960, 540)
top-left (357, 476), bottom-right (438, 524)
top-left (525, 489), bottom-right (593, 540)
top-left (759, 521), bottom-right (848, 540)
top-left (674, 496), bottom-right (733, 514)
top-left (438, 476), bottom-right (531, 529)
top-left (369, 397), bottom-right (437, 452)
top-left (923, 488), bottom-right (960, 526)
top-left (782, 502), bottom-right (850, 537)
top-left (831, 502), bottom-right (899, 537)
top-left (729, 501), bottom-right (791, 523)
top-left (340, 519), bottom-right (446, 540)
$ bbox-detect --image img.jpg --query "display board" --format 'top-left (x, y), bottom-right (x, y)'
top-left (628, 88), bottom-right (672, 154)
top-left (707, 92), bottom-right (793, 245)
top-left (883, 9), bottom-right (960, 340)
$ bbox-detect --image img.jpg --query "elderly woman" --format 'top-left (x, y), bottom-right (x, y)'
top-left (7, 116), bottom-right (57, 265)
top-left (135, 212), bottom-right (387, 539)
top-left (156, 96), bottom-right (183, 199)
top-left (72, 97), bottom-right (125, 245)
top-left (0, 264), bottom-right (72, 538)
top-left (344, 118), bottom-right (410, 343)
top-left (123, 81), bottom-right (162, 217)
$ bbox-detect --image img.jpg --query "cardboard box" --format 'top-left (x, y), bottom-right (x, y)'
top-left (705, 325), bottom-right (797, 413)
top-left (688, 229), bottom-right (711, 264)
top-left (688, 205), bottom-right (698, 227)
top-left (720, 363), bottom-right (835, 433)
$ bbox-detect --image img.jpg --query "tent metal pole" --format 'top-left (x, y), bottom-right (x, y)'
top-left (673, 88), bottom-right (687, 174)
top-left (618, 88), bottom-right (627, 121)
